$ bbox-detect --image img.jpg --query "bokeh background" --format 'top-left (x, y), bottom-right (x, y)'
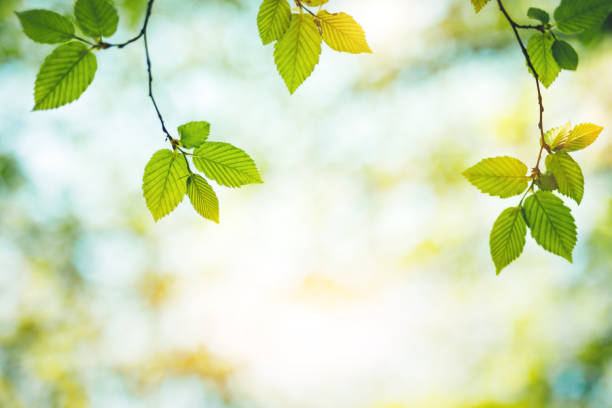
top-left (1, 0), bottom-right (612, 407)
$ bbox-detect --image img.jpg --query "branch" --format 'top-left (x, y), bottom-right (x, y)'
top-left (514, 23), bottom-right (547, 32)
top-left (113, 0), bottom-right (155, 49)
top-left (496, 0), bottom-right (550, 179)
top-left (98, 0), bottom-right (176, 145)
top-left (143, 27), bottom-right (173, 143)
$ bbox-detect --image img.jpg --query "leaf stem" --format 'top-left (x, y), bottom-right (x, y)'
top-left (295, 1), bottom-right (318, 18)
top-left (73, 35), bottom-right (94, 45)
top-left (519, 181), bottom-right (535, 206)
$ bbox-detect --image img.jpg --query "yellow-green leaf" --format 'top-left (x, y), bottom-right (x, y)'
top-left (34, 42), bottom-right (97, 110)
top-left (74, 0), bottom-right (119, 38)
top-left (560, 123), bottom-right (603, 152)
top-left (142, 149), bottom-right (189, 222)
top-left (274, 13), bottom-right (322, 94)
top-left (471, 0), bottom-right (492, 13)
top-left (554, 0), bottom-right (612, 34)
top-left (527, 32), bottom-right (560, 88)
top-left (317, 11), bottom-right (371, 54)
top-left (544, 122), bottom-right (572, 149)
top-left (16, 9), bottom-right (75, 44)
top-left (490, 207), bottom-right (527, 275)
top-left (523, 191), bottom-right (577, 262)
top-left (193, 142), bottom-right (263, 188)
top-left (546, 153), bottom-right (584, 204)
top-left (257, 0), bottom-right (292, 45)
top-left (187, 174), bottom-right (219, 223)
top-left (537, 173), bottom-right (559, 192)
top-left (178, 121), bottom-right (210, 149)
top-left (463, 156), bottom-right (530, 198)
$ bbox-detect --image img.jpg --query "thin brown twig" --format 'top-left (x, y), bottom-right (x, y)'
top-left (97, 0), bottom-right (176, 146)
top-left (496, 0), bottom-right (551, 182)
top-left (110, 0), bottom-right (155, 49)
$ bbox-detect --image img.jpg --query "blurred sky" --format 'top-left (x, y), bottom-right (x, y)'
top-left (1, 0), bottom-right (612, 407)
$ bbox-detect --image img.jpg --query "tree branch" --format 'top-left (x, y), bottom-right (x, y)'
top-left (113, 0), bottom-right (155, 49)
top-left (98, 0), bottom-right (175, 145)
top-left (497, 0), bottom-right (550, 179)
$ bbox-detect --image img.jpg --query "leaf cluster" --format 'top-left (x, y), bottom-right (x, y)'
top-left (464, 124), bottom-right (603, 274)
top-left (17, 1), bottom-right (263, 223)
top-left (17, 0), bottom-right (120, 110)
top-left (257, 0), bottom-right (371, 93)
top-left (143, 122), bottom-right (263, 223)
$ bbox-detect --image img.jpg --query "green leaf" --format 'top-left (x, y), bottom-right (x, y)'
top-left (34, 42), bottom-right (97, 111)
top-left (178, 121), bottom-right (210, 149)
top-left (16, 9), bottom-right (75, 44)
top-left (527, 32), bottom-right (560, 88)
top-left (560, 123), bottom-right (604, 152)
top-left (463, 156), bottom-right (530, 198)
top-left (527, 7), bottom-right (550, 24)
top-left (552, 40), bottom-right (579, 71)
top-left (187, 174), bottom-right (219, 223)
top-left (523, 191), bottom-right (577, 262)
top-left (490, 207), bottom-right (527, 275)
top-left (142, 149), bottom-right (189, 222)
top-left (470, 0), bottom-right (492, 13)
top-left (537, 173), bottom-right (558, 192)
top-left (274, 13), bottom-right (322, 94)
top-left (74, 0), bottom-right (119, 38)
top-left (544, 122), bottom-right (572, 149)
top-left (554, 0), bottom-right (612, 34)
top-left (257, 0), bottom-right (292, 45)
top-left (193, 142), bottom-right (263, 188)
top-left (317, 11), bottom-right (372, 54)
top-left (546, 153), bottom-right (584, 204)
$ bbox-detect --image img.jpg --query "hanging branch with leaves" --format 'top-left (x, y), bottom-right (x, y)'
top-left (16, 0), bottom-right (266, 224)
top-left (463, 0), bottom-right (608, 274)
top-left (16, 0), bottom-right (372, 223)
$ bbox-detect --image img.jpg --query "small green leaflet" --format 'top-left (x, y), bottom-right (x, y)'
top-left (527, 32), bottom-right (560, 88)
top-left (544, 122), bottom-right (571, 148)
top-left (16, 9), bottom-right (75, 44)
top-left (561, 123), bottom-right (603, 152)
top-left (193, 142), bottom-right (263, 188)
top-left (490, 206), bottom-right (527, 274)
top-left (470, 0), bottom-right (492, 13)
top-left (257, 0), bottom-right (292, 45)
top-left (546, 153), bottom-right (584, 204)
top-left (538, 173), bottom-right (558, 191)
top-left (142, 149), bottom-right (189, 222)
top-left (554, 0), bottom-right (612, 34)
top-left (74, 0), bottom-right (119, 38)
top-left (274, 13), bottom-right (322, 94)
top-left (187, 174), bottom-right (220, 223)
top-left (34, 42), bottom-right (97, 110)
top-left (552, 40), bottom-right (579, 71)
top-left (523, 191), bottom-right (577, 262)
top-left (178, 121), bottom-right (210, 149)
top-left (463, 156), bottom-right (530, 198)
top-left (527, 7), bottom-right (550, 24)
